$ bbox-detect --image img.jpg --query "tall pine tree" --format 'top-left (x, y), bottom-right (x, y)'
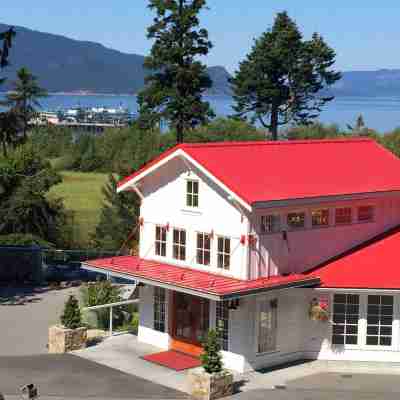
top-left (137, 0), bottom-right (215, 143)
top-left (231, 12), bottom-right (341, 140)
top-left (0, 27), bottom-right (15, 85)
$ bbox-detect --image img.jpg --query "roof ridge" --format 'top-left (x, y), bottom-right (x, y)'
top-left (181, 138), bottom-right (374, 148)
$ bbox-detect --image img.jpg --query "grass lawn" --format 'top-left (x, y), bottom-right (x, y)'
top-left (48, 171), bottom-right (108, 246)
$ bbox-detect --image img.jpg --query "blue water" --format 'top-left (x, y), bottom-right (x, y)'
top-left (31, 94), bottom-right (400, 133)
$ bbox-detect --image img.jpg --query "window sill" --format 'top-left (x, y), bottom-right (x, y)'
top-left (181, 208), bottom-right (203, 216)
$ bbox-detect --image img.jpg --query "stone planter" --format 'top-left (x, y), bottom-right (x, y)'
top-left (188, 368), bottom-right (234, 400)
top-left (48, 325), bottom-right (87, 353)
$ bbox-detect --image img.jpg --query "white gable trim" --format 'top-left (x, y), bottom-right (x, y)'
top-left (117, 148), bottom-right (252, 212)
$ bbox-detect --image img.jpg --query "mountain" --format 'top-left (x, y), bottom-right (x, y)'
top-left (0, 23), bottom-right (232, 95)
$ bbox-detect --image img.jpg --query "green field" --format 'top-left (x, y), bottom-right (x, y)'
top-left (48, 171), bottom-right (108, 246)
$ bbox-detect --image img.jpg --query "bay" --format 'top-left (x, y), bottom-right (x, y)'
top-left (19, 94), bottom-right (400, 133)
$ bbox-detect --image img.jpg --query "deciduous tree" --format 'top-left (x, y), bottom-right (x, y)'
top-left (231, 12), bottom-right (341, 140)
top-left (137, 0), bottom-right (215, 143)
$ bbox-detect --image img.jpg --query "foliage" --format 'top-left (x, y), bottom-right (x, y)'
top-left (381, 128), bottom-right (400, 158)
top-left (230, 11), bottom-right (341, 139)
top-left (0, 233), bottom-right (52, 247)
top-left (201, 329), bottom-right (223, 373)
top-left (0, 26), bottom-right (15, 85)
top-left (91, 174), bottom-right (139, 251)
top-left (137, 0), bottom-right (215, 143)
top-left (61, 295), bottom-right (82, 329)
top-left (115, 312), bottom-right (139, 334)
top-left (0, 144), bottom-right (71, 247)
top-left (80, 279), bottom-right (123, 330)
top-left (285, 122), bottom-right (344, 140)
top-left (0, 109), bottom-right (21, 157)
top-left (6, 67), bottom-right (48, 138)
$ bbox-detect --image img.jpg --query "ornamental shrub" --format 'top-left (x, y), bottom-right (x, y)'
top-left (61, 295), bottom-right (82, 329)
top-left (200, 329), bottom-right (223, 374)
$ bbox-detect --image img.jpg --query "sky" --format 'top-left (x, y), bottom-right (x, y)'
top-left (2, 1), bottom-right (400, 73)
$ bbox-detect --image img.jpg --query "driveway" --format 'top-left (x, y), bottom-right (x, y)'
top-left (0, 354), bottom-right (186, 399)
top-left (0, 285), bottom-right (79, 356)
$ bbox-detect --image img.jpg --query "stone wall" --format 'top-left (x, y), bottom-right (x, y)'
top-left (188, 368), bottom-right (233, 400)
top-left (48, 325), bottom-right (87, 353)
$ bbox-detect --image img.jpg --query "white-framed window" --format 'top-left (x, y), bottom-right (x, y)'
top-left (335, 207), bottom-right (352, 225)
top-left (196, 232), bottom-right (211, 266)
top-left (366, 295), bottom-right (393, 347)
top-left (260, 215), bottom-right (280, 234)
top-left (287, 212), bottom-right (305, 230)
top-left (257, 298), bottom-right (278, 353)
top-left (332, 294), bottom-right (359, 346)
top-left (173, 228), bottom-right (186, 261)
top-left (155, 225), bottom-right (167, 257)
top-left (358, 206), bottom-right (374, 223)
top-left (186, 179), bottom-right (199, 208)
top-left (154, 287), bottom-right (166, 332)
top-left (216, 301), bottom-right (229, 351)
top-left (312, 209), bottom-right (329, 227)
top-left (217, 236), bottom-right (230, 270)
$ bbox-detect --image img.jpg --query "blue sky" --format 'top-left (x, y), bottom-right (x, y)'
top-left (2, 1), bottom-right (400, 73)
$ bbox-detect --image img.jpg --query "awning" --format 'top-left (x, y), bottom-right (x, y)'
top-left (82, 256), bottom-right (320, 301)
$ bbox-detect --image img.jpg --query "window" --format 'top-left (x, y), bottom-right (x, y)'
top-left (217, 237), bottom-right (230, 270)
top-left (216, 301), bottom-right (229, 351)
top-left (366, 295), bottom-right (393, 346)
top-left (173, 228), bottom-right (186, 260)
top-left (258, 298), bottom-right (278, 353)
top-left (287, 212), bottom-right (305, 230)
top-left (261, 215), bottom-right (280, 234)
top-left (154, 287), bottom-right (166, 332)
top-left (155, 226), bottom-right (167, 257)
top-left (358, 206), bottom-right (374, 223)
top-left (332, 294), bottom-right (359, 345)
top-left (312, 209), bottom-right (329, 227)
top-left (186, 180), bottom-right (199, 208)
top-left (335, 207), bottom-right (352, 225)
top-left (197, 232), bottom-right (211, 266)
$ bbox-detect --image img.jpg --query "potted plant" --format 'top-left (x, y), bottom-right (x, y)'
top-left (309, 297), bottom-right (329, 322)
top-left (188, 329), bottom-right (234, 400)
top-left (48, 295), bottom-right (87, 353)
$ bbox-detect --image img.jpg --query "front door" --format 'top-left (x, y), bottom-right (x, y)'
top-left (171, 292), bottom-right (209, 356)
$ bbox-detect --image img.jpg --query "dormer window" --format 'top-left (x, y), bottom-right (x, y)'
top-left (186, 179), bottom-right (199, 208)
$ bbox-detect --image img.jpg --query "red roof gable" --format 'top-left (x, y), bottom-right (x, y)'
top-left (83, 256), bottom-right (319, 300)
top-left (118, 139), bottom-right (400, 204)
top-left (306, 226), bottom-right (400, 289)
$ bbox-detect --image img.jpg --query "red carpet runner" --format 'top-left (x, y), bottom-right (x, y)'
top-left (142, 350), bottom-right (201, 371)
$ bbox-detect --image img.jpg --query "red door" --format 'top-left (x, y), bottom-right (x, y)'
top-left (171, 292), bottom-right (209, 356)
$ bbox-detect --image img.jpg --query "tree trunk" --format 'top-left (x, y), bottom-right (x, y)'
top-left (1, 138), bottom-right (7, 158)
top-left (270, 102), bottom-right (279, 141)
top-left (176, 121), bottom-right (184, 144)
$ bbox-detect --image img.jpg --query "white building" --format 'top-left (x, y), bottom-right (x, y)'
top-left (84, 139), bottom-right (400, 372)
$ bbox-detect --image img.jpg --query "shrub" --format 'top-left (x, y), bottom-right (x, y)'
top-left (61, 295), bottom-right (82, 329)
top-left (200, 329), bottom-right (223, 374)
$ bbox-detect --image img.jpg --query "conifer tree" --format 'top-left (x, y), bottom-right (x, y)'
top-left (137, 0), bottom-right (215, 143)
top-left (0, 27), bottom-right (15, 85)
top-left (200, 329), bottom-right (223, 373)
top-left (61, 295), bottom-right (82, 329)
top-left (231, 12), bottom-right (341, 140)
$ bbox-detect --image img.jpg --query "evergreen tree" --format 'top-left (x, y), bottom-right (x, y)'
top-left (230, 12), bottom-right (341, 140)
top-left (61, 295), bottom-right (82, 329)
top-left (0, 27), bottom-right (15, 85)
top-left (6, 67), bottom-right (48, 139)
top-left (200, 329), bottom-right (223, 373)
top-left (0, 109), bottom-right (20, 157)
top-left (91, 174), bottom-right (139, 252)
top-left (137, 0), bottom-right (215, 143)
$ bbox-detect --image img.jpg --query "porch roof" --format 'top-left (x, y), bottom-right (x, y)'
top-left (82, 256), bottom-right (319, 301)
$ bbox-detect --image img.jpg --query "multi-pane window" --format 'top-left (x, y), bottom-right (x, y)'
top-left (173, 228), bottom-right (186, 261)
top-left (335, 207), bottom-right (352, 225)
top-left (260, 215), bottom-right (281, 234)
top-left (217, 236), bottom-right (230, 270)
top-left (197, 232), bottom-right (211, 266)
top-left (155, 225), bottom-right (167, 257)
top-left (312, 209), bottom-right (329, 227)
top-left (216, 301), bottom-right (229, 351)
top-left (287, 212), bottom-right (305, 230)
top-left (154, 287), bottom-right (166, 332)
top-left (258, 298), bottom-right (278, 353)
top-left (186, 180), bottom-right (199, 208)
top-left (366, 295), bottom-right (393, 347)
top-left (358, 206), bottom-right (374, 223)
top-left (332, 294), bottom-right (359, 345)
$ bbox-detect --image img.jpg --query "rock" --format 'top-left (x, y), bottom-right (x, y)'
top-left (188, 368), bottom-right (234, 400)
top-left (48, 325), bottom-right (87, 353)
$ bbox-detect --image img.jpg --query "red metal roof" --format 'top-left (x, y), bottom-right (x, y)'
top-left (117, 139), bottom-right (400, 204)
top-left (84, 256), bottom-right (319, 300)
top-left (306, 226), bottom-right (400, 289)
